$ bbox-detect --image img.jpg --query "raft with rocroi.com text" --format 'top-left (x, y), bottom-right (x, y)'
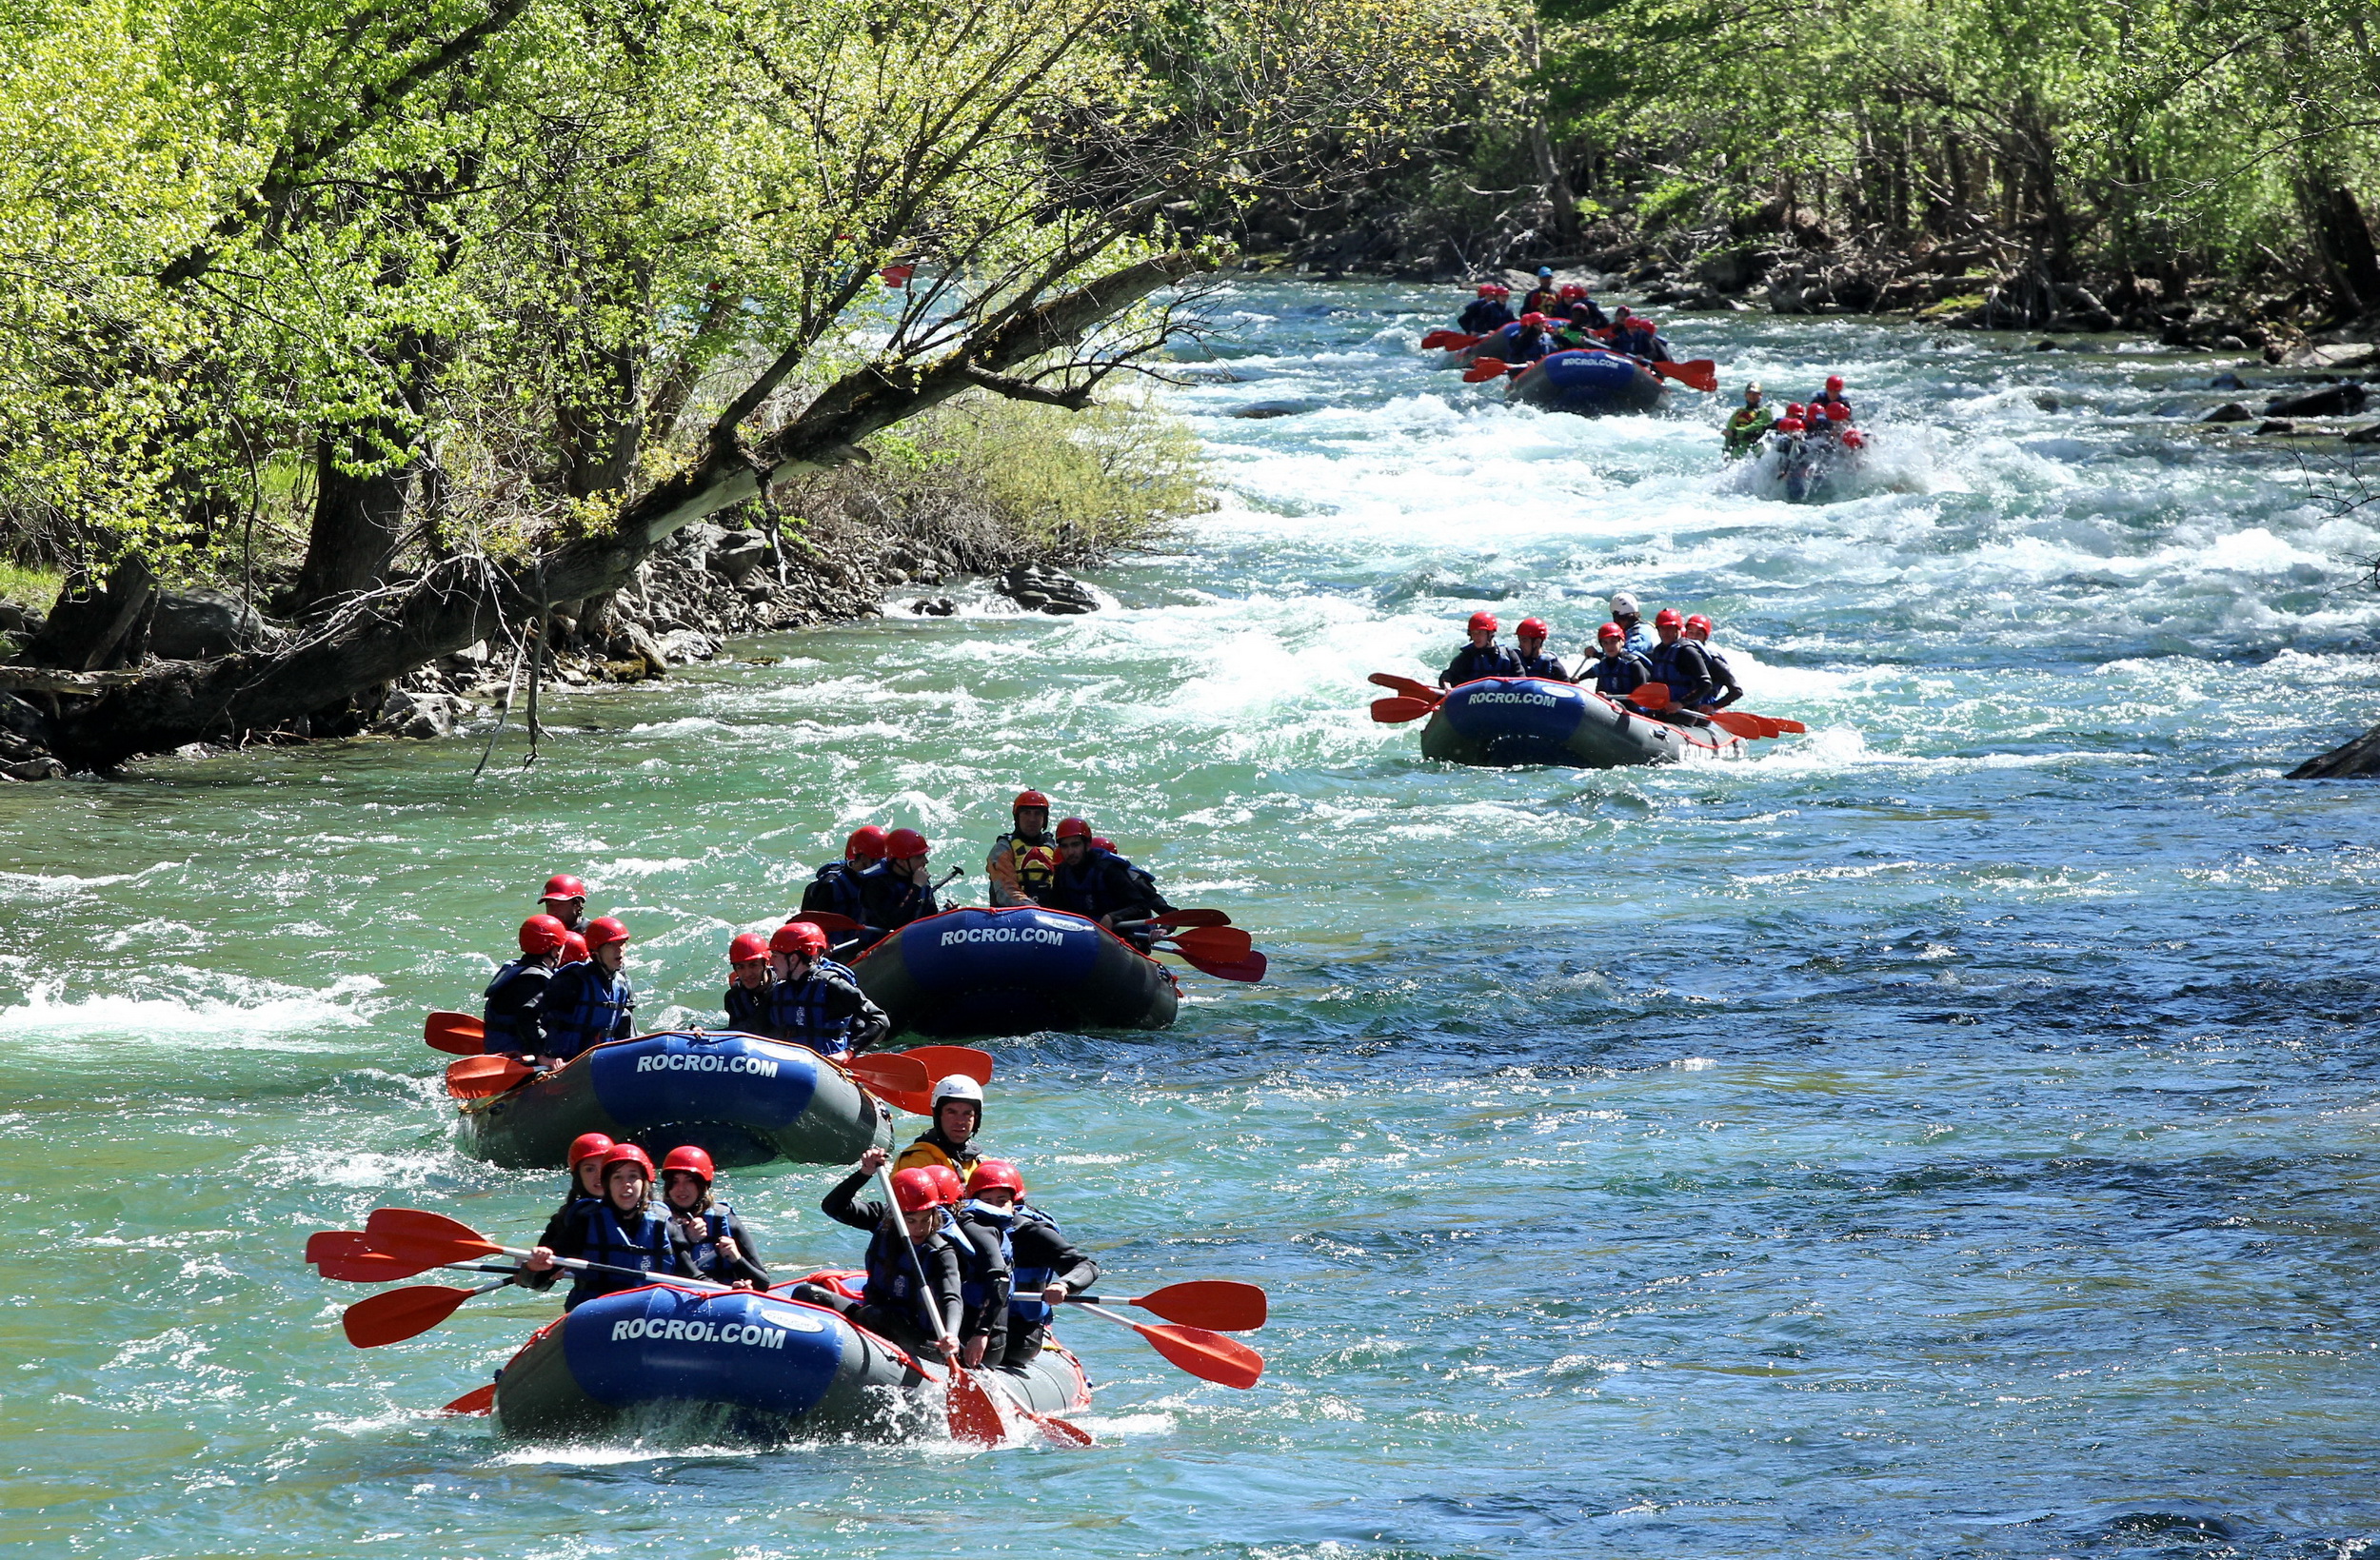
top-left (849, 904), bottom-right (1180, 1040)
top-left (487, 1275), bottom-right (1090, 1443)
top-left (1419, 677), bottom-right (1745, 767)
top-left (459, 1029), bottom-right (892, 1170)
top-left (1504, 349), bottom-right (1665, 417)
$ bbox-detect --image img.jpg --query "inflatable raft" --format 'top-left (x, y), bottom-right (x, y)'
top-left (850, 905), bottom-right (1179, 1040)
top-left (1760, 432), bottom-right (1867, 503)
top-left (1419, 677), bottom-right (1745, 767)
top-left (1506, 349), bottom-right (1664, 417)
top-left (488, 1276), bottom-right (1090, 1444)
top-left (459, 1029), bottom-right (891, 1171)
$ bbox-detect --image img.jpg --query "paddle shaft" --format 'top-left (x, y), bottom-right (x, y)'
top-left (498, 1239), bottom-right (732, 1293)
top-left (875, 1165), bottom-right (957, 1352)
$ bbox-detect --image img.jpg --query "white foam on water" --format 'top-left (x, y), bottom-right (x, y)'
top-left (0, 972), bottom-right (379, 1047)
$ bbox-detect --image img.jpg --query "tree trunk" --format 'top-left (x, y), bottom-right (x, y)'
top-left (292, 420), bottom-right (416, 613)
top-left (2300, 182), bottom-right (2380, 313)
top-left (2288, 721), bottom-right (2380, 779)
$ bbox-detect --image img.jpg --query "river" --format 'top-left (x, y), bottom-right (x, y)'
top-left (4, 277), bottom-right (2378, 1559)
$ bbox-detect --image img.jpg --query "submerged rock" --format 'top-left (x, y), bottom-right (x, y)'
top-left (910, 597), bottom-right (958, 617)
top-left (1231, 400), bottom-right (1320, 420)
top-left (2254, 419), bottom-right (2298, 435)
top-left (2201, 403), bottom-right (2253, 423)
top-left (377, 689), bottom-right (467, 740)
top-left (997, 563), bottom-right (1098, 615)
top-left (2345, 423), bottom-right (2380, 444)
top-left (2264, 383), bottom-right (2368, 418)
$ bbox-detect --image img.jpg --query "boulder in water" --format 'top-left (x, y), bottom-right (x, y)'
top-left (2254, 418), bottom-right (2298, 435)
top-left (2344, 423), bottom-right (2380, 444)
top-left (998, 563), bottom-right (1097, 615)
top-left (377, 688), bottom-right (466, 740)
top-left (2210, 372), bottom-right (2249, 390)
top-left (2201, 403), bottom-right (2253, 423)
top-left (1231, 400), bottom-right (1319, 420)
top-left (2263, 383), bottom-right (2368, 418)
top-left (909, 597), bottom-right (957, 617)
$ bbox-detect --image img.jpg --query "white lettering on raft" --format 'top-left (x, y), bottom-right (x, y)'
top-left (939, 926), bottom-right (1065, 947)
top-left (1467, 690), bottom-right (1558, 707)
top-left (634, 1053), bottom-right (781, 1077)
top-left (609, 1312), bottom-right (824, 1346)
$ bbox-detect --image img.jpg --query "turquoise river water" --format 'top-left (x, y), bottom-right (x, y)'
top-left (4, 278), bottom-right (2379, 1559)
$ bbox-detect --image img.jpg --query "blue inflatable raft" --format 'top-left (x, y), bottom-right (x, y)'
top-left (849, 905), bottom-right (1179, 1040)
top-left (1418, 677), bottom-right (1744, 767)
top-left (1506, 349), bottom-right (1664, 416)
top-left (488, 1277), bottom-right (1091, 1443)
top-left (459, 1030), bottom-right (892, 1171)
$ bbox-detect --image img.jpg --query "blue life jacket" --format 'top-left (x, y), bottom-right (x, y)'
top-left (1592, 649), bottom-right (1652, 697)
top-left (680, 1205), bottom-right (738, 1281)
top-left (964, 1200), bottom-right (1061, 1328)
top-left (1048, 848), bottom-right (1146, 922)
top-left (1618, 622), bottom-right (1655, 657)
top-left (565, 1201), bottom-right (673, 1310)
top-left (765, 970), bottom-right (862, 1056)
top-left (1457, 297), bottom-right (1514, 334)
top-left (541, 960), bottom-right (634, 1062)
top-left (1442, 642), bottom-right (1525, 686)
top-left (948, 1208), bottom-right (1009, 1315)
top-left (481, 958), bottom-right (548, 1053)
top-left (1515, 652), bottom-right (1570, 681)
top-left (804, 860), bottom-right (870, 922)
top-left (1645, 638), bottom-right (1715, 704)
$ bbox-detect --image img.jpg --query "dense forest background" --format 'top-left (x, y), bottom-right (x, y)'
top-left (0, 0), bottom-right (2372, 770)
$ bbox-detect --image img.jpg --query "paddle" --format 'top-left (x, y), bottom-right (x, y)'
top-left (887, 1044), bottom-right (994, 1084)
top-left (1650, 358), bottom-right (1720, 393)
top-left (1173, 947), bottom-right (1266, 983)
top-left (1066, 1301), bottom-right (1264, 1389)
top-left (1154, 926), bottom-right (1253, 962)
top-left (443, 1383), bottom-right (496, 1415)
top-left (1144, 909), bottom-right (1233, 930)
top-left (1365, 672), bottom-right (1442, 705)
top-left (1371, 696), bottom-right (1437, 724)
top-left (1461, 356), bottom-right (1512, 385)
top-left (308, 1228), bottom-right (502, 1283)
top-left (843, 1052), bottom-right (930, 1101)
top-left (1707, 708), bottom-right (1807, 739)
top-left (344, 1276), bottom-right (517, 1349)
top-left (1418, 329), bottom-right (1479, 351)
top-left (361, 1208), bottom-right (730, 1293)
top-left (873, 1164), bottom-right (1009, 1448)
top-left (445, 1054), bottom-right (535, 1098)
top-left (1627, 681), bottom-right (1672, 710)
top-left (425, 1011), bottom-right (484, 1056)
top-left (1049, 1280), bottom-right (1267, 1332)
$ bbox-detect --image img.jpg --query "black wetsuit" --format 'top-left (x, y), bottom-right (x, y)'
top-left (790, 1170), bottom-right (967, 1355)
top-left (1439, 642), bottom-right (1525, 688)
top-left (1514, 650), bottom-right (1571, 681)
top-left (1644, 638), bottom-right (1717, 710)
top-left (960, 1200), bottom-right (1101, 1370)
top-left (1697, 643), bottom-right (1743, 709)
top-left (1589, 649), bottom-right (1654, 699)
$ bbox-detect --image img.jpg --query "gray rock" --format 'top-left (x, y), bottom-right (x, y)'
top-left (2345, 423), bottom-right (2380, 444)
top-left (656, 629), bottom-right (719, 663)
top-left (2215, 334), bottom-right (2249, 350)
top-left (2254, 418), bottom-right (2298, 435)
top-left (1695, 247), bottom-right (1768, 293)
top-left (2282, 342), bottom-right (2379, 371)
top-left (2201, 402), bottom-right (2254, 423)
top-left (0, 754), bottom-right (65, 781)
top-left (2264, 383), bottom-right (2368, 418)
top-left (146, 584), bottom-right (265, 656)
top-left (1230, 400), bottom-right (1320, 419)
top-left (2210, 372), bottom-right (2249, 390)
top-left (377, 688), bottom-right (465, 740)
top-left (997, 563), bottom-right (1098, 615)
top-left (706, 532), bottom-right (772, 584)
top-left (616, 622), bottom-right (671, 674)
top-left (911, 597), bottom-right (958, 617)
top-left (2033, 392), bottom-right (2060, 412)
top-left (0, 601), bottom-right (43, 636)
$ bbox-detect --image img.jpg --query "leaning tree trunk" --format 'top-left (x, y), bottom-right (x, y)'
top-left (27, 250), bottom-right (1211, 772)
top-left (291, 419), bottom-right (416, 614)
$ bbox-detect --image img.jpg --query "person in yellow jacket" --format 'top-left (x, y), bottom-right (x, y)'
top-left (894, 1076), bottom-right (985, 1177)
top-left (986, 789), bottom-right (1061, 906)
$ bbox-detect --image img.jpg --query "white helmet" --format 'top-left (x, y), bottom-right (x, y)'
top-left (930, 1075), bottom-right (984, 1112)
top-left (1609, 591), bottom-right (1639, 615)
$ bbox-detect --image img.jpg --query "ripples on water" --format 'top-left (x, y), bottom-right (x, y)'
top-left (2, 280), bottom-right (2377, 1558)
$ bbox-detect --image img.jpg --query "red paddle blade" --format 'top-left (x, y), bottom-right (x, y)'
top-left (946, 1369), bottom-right (1008, 1446)
top-left (1371, 696), bottom-right (1435, 724)
top-left (1764, 715), bottom-right (1808, 734)
top-left (847, 1054), bottom-right (930, 1096)
top-left (1706, 709), bottom-right (1766, 740)
top-left (365, 1208), bottom-right (505, 1265)
top-left (1178, 949), bottom-right (1265, 983)
top-left (443, 1383), bottom-right (496, 1415)
top-left (1461, 357), bottom-right (1509, 384)
top-left (892, 1045), bottom-right (994, 1084)
top-left (445, 1054), bottom-right (532, 1099)
top-left (1160, 926), bottom-right (1253, 961)
top-left (1144, 909), bottom-right (1231, 930)
top-left (343, 1284), bottom-right (477, 1348)
top-left (1030, 1411), bottom-right (1094, 1447)
top-left (1366, 672), bottom-right (1442, 704)
top-left (305, 1230), bottom-right (365, 1263)
top-left (425, 1011), bottom-right (484, 1056)
top-left (1130, 1280), bottom-right (1267, 1332)
top-left (788, 911), bottom-right (862, 932)
top-left (1630, 682), bottom-right (1672, 710)
top-left (311, 1231), bottom-right (441, 1283)
top-left (1671, 358), bottom-right (1719, 392)
top-left (1418, 329), bottom-right (1478, 350)
top-left (1137, 1321), bottom-right (1264, 1389)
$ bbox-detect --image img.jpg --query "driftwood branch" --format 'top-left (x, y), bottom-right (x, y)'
top-left (961, 366), bottom-right (1096, 409)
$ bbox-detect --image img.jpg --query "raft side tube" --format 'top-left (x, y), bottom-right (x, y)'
top-left (1418, 677), bottom-right (1742, 767)
top-left (850, 905), bottom-right (1180, 1040)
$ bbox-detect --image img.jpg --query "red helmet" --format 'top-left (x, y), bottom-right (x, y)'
top-left (1778, 417), bottom-right (1806, 433)
top-left (540, 874), bottom-right (586, 902)
top-left (583, 916), bottom-right (629, 950)
top-left (561, 932), bottom-right (588, 963)
top-left (1597, 623), bottom-right (1623, 642)
top-left (1517, 617), bottom-right (1549, 641)
top-left (1654, 608), bottom-right (1683, 629)
top-left (567, 1132), bottom-right (615, 1167)
top-left (1518, 312), bottom-right (1547, 327)
top-left (771, 920), bottom-right (827, 958)
top-left (846, 825), bottom-right (888, 862)
top-left (884, 827), bottom-right (929, 859)
top-left (967, 1159), bottom-right (1026, 1197)
top-left (1786, 403), bottom-right (1806, 416)
top-left (602, 1143), bottom-right (655, 1179)
top-left (1012, 790), bottom-right (1049, 812)
top-left (891, 1166), bottom-right (955, 1212)
top-left (1055, 817), bottom-right (1094, 840)
top-left (923, 1163), bottom-right (964, 1205)
top-left (1557, 283), bottom-right (1586, 301)
top-left (1475, 283), bottom-right (1498, 297)
top-left (1827, 402), bottom-right (1851, 421)
top-left (1466, 610), bottom-right (1497, 633)
top-left (1632, 319), bottom-right (1658, 333)
top-left (519, 915), bottom-right (568, 956)
top-left (1489, 283), bottom-right (1510, 296)
top-left (661, 1145), bottom-right (715, 1182)
top-left (1092, 837), bottom-right (1115, 852)
top-left (1826, 375), bottom-right (1845, 391)
top-left (1684, 614), bottom-right (1714, 636)
top-left (728, 932), bottom-right (769, 964)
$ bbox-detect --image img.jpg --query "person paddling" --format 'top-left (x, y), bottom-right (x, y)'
top-left (531, 1132), bottom-right (616, 1256)
top-left (1808, 374), bottom-right (1853, 421)
top-left (537, 874), bottom-right (588, 934)
top-left (1606, 593), bottom-right (1653, 655)
top-left (1722, 382), bottom-right (1773, 458)
top-left (658, 1147), bottom-right (769, 1290)
top-left (521, 1144), bottom-right (697, 1311)
top-left (1045, 818), bottom-right (1171, 936)
top-left (1520, 266), bottom-right (1558, 316)
top-left (801, 826), bottom-right (888, 938)
top-left (1584, 622), bottom-right (1653, 698)
top-left (958, 1160), bottom-right (1102, 1372)
top-left (1439, 610), bottom-right (1524, 688)
top-left (862, 828), bottom-right (941, 933)
top-left (1643, 608), bottom-right (1717, 713)
top-left (763, 920), bottom-right (888, 1058)
top-left (788, 1146), bottom-right (963, 1364)
top-left (1457, 283), bottom-right (1514, 335)
top-left (1513, 618), bottom-right (1570, 681)
top-left (724, 931), bottom-right (772, 1033)
top-left (536, 916), bottom-right (636, 1065)
top-left (896, 1076), bottom-right (985, 1178)
top-left (1684, 614), bottom-right (1744, 710)
top-left (987, 790), bottom-right (1060, 906)
top-left (484, 915), bottom-right (568, 1063)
